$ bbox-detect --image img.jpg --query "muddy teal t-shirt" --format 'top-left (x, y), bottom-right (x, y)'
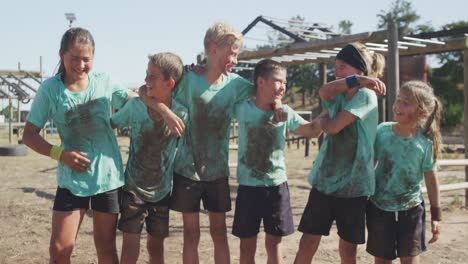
top-left (27, 72), bottom-right (130, 196)
top-left (308, 88), bottom-right (378, 197)
top-left (371, 122), bottom-right (435, 211)
top-left (235, 101), bottom-right (305, 187)
top-left (173, 71), bottom-right (254, 181)
top-left (111, 98), bottom-right (188, 202)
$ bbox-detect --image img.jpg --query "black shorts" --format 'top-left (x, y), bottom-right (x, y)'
top-left (366, 202), bottom-right (426, 260)
top-left (298, 188), bottom-right (367, 244)
top-left (118, 190), bottom-right (170, 238)
top-left (53, 186), bottom-right (120, 214)
top-left (232, 182), bottom-right (294, 238)
top-left (170, 173), bottom-right (231, 213)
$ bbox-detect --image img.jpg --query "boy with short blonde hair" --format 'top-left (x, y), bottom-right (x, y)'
top-left (169, 22), bottom-right (252, 264)
top-left (203, 22), bottom-right (243, 53)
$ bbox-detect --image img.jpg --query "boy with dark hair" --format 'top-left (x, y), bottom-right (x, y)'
top-left (233, 59), bottom-right (325, 264)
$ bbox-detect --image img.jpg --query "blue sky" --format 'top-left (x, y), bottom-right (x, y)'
top-left (1, 0), bottom-right (467, 88)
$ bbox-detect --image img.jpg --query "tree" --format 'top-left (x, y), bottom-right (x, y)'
top-left (377, 0), bottom-right (420, 35)
top-left (428, 20), bottom-right (468, 127)
top-left (338, 20), bottom-right (353, 34)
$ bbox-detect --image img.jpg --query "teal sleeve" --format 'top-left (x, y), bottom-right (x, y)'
top-left (344, 89), bottom-right (377, 120)
top-left (321, 94), bottom-right (340, 109)
top-left (111, 98), bottom-right (138, 128)
top-left (422, 142), bottom-right (435, 172)
top-left (173, 74), bottom-right (189, 104)
top-left (235, 77), bottom-right (255, 104)
top-left (285, 105), bottom-right (306, 131)
top-left (374, 123), bottom-right (385, 159)
top-left (26, 84), bottom-right (55, 128)
top-left (110, 77), bottom-right (131, 109)
top-left (233, 101), bottom-right (244, 119)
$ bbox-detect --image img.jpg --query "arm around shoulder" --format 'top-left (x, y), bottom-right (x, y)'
top-left (294, 109), bottom-right (329, 138)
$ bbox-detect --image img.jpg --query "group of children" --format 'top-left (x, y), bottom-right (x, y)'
top-left (23, 21), bottom-right (442, 264)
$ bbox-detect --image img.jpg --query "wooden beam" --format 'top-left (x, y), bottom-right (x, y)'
top-left (464, 47), bottom-right (468, 206)
top-left (0, 70), bottom-right (42, 78)
top-left (400, 37), bottom-right (468, 56)
top-left (239, 31), bottom-right (385, 60)
top-left (437, 159), bottom-right (468, 166)
top-left (422, 182), bottom-right (468, 193)
top-left (387, 21), bottom-right (399, 121)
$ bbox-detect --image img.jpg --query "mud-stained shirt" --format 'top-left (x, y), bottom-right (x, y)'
top-left (371, 122), bottom-right (435, 211)
top-left (308, 88), bottom-right (378, 198)
top-left (173, 72), bottom-right (254, 181)
top-left (235, 101), bottom-right (305, 187)
top-left (111, 98), bottom-right (188, 203)
top-left (27, 72), bottom-right (130, 196)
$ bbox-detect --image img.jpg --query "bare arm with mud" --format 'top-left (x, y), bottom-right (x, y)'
top-left (138, 85), bottom-right (185, 137)
top-left (424, 171), bottom-right (441, 243)
top-left (319, 76), bottom-right (386, 102)
top-left (23, 122), bottom-right (90, 173)
top-left (294, 109), bottom-right (328, 138)
top-left (319, 110), bottom-right (357, 135)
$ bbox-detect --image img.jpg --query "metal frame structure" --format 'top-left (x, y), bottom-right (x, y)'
top-left (0, 69), bottom-right (42, 143)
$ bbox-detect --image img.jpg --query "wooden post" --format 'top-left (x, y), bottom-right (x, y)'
top-left (387, 20), bottom-right (399, 121)
top-left (464, 47), bottom-right (468, 206)
top-left (8, 98), bottom-right (12, 144)
top-left (17, 99), bottom-right (20, 122)
top-left (304, 111), bottom-right (313, 157)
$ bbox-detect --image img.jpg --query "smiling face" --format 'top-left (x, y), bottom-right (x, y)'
top-left (257, 69), bottom-right (287, 104)
top-left (145, 63), bottom-right (173, 100)
top-left (60, 42), bottom-right (94, 82)
top-left (212, 43), bottom-right (240, 75)
top-left (334, 59), bottom-right (362, 79)
top-left (393, 90), bottom-right (424, 126)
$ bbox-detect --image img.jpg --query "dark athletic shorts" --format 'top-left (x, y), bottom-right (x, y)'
top-left (366, 201), bottom-right (426, 260)
top-left (170, 173), bottom-right (231, 213)
top-left (298, 188), bottom-right (367, 244)
top-left (53, 186), bottom-right (120, 213)
top-left (118, 190), bottom-right (170, 238)
top-left (232, 182), bottom-right (294, 238)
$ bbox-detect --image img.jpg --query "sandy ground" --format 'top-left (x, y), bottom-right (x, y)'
top-left (0, 135), bottom-right (467, 264)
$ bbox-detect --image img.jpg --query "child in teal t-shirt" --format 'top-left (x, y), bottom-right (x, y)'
top-left (111, 52), bottom-right (187, 264)
top-left (23, 27), bottom-right (136, 263)
top-left (295, 42), bottom-right (386, 264)
top-left (367, 81), bottom-right (442, 262)
top-left (232, 59), bottom-right (324, 263)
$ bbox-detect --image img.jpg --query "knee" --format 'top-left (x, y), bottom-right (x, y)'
top-left (147, 237), bottom-right (164, 256)
top-left (184, 228), bottom-right (201, 243)
top-left (240, 242), bottom-right (256, 255)
top-left (121, 249), bottom-right (139, 263)
top-left (96, 238), bottom-right (117, 252)
top-left (49, 240), bottom-right (74, 260)
top-left (265, 235), bottom-right (282, 250)
top-left (339, 243), bottom-right (357, 260)
top-left (299, 234), bottom-right (319, 250)
top-left (209, 226), bottom-right (227, 242)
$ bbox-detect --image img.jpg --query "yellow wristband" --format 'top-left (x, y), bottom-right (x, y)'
top-left (50, 145), bottom-right (64, 161)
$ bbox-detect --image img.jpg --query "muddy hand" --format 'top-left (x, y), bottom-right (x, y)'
top-left (61, 150), bottom-right (91, 173)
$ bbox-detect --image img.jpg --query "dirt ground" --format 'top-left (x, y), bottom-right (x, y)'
top-left (0, 135), bottom-right (467, 264)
